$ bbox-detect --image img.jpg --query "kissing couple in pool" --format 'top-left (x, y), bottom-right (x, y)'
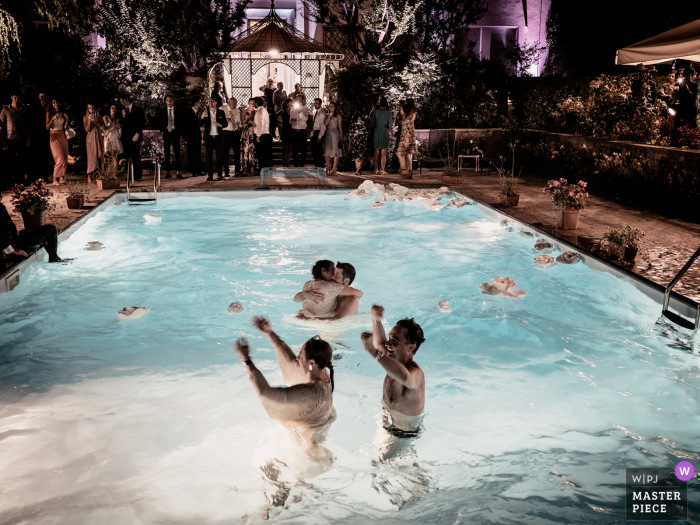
top-left (294, 260), bottom-right (364, 321)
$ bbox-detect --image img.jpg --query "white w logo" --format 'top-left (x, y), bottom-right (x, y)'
top-left (679, 467), bottom-right (691, 476)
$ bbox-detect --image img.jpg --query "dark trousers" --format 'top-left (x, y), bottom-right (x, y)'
top-left (311, 131), bottom-right (325, 167)
top-left (257, 134), bottom-right (272, 172)
top-left (125, 135), bottom-right (143, 180)
top-left (162, 130), bottom-right (181, 172)
top-left (186, 133), bottom-right (203, 175)
top-left (204, 134), bottom-right (223, 178)
top-left (17, 224), bottom-right (59, 261)
top-left (5, 140), bottom-right (28, 185)
top-left (291, 129), bottom-right (307, 167)
top-left (268, 108), bottom-right (276, 137)
top-left (222, 129), bottom-right (241, 176)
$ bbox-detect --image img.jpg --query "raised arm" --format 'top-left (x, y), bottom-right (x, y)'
top-left (252, 316), bottom-right (304, 386)
top-left (370, 305), bottom-right (388, 355)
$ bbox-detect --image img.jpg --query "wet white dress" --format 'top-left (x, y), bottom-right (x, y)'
top-left (301, 280), bottom-right (345, 316)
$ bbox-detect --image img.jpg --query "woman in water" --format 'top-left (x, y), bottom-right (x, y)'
top-left (294, 260), bottom-right (363, 318)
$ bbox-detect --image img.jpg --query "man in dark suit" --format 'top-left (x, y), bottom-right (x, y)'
top-left (157, 95), bottom-right (184, 178)
top-left (119, 94), bottom-right (146, 181)
top-left (200, 97), bottom-right (227, 181)
top-left (29, 92), bottom-right (51, 182)
top-left (0, 202), bottom-right (61, 262)
top-left (184, 98), bottom-right (204, 176)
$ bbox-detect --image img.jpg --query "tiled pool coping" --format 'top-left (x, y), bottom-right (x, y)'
top-left (1, 189), bottom-right (697, 325)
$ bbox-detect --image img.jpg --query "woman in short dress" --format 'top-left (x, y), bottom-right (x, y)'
top-left (395, 98), bottom-right (417, 178)
top-left (323, 102), bottom-right (343, 175)
top-left (46, 99), bottom-right (69, 186)
top-left (83, 103), bottom-right (105, 183)
top-left (240, 98), bottom-right (259, 175)
top-left (102, 104), bottom-right (123, 159)
top-left (349, 109), bottom-right (370, 176)
top-left (371, 97), bottom-right (391, 175)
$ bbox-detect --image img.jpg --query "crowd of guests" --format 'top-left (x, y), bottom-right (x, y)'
top-left (0, 81), bottom-right (421, 188)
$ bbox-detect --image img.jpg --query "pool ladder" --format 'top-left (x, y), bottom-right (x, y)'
top-left (126, 159), bottom-right (159, 205)
top-left (661, 246), bottom-right (700, 332)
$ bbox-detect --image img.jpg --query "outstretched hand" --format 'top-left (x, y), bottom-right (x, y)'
top-left (235, 337), bottom-right (251, 361)
top-left (252, 316), bottom-right (273, 334)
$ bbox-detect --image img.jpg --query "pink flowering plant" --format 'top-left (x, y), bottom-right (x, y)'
top-left (542, 178), bottom-right (589, 211)
top-left (10, 179), bottom-right (56, 215)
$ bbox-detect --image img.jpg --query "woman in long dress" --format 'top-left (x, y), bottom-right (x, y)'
top-left (395, 99), bottom-right (417, 178)
top-left (240, 98), bottom-right (259, 175)
top-left (46, 99), bottom-right (69, 186)
top-left (323, 102), bottom-right (343, 175)
top-left (102, 104), bottom-right (123, 159)
top-left (83, 103), bottom-right (104, 183)
top-left (349, 109), bottom-right (370, 176)
top-left (371, 97), bottom-right (391, 175)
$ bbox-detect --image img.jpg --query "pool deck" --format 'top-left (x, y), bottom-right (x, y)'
top-left (2, 167), bottom-right (699, 303)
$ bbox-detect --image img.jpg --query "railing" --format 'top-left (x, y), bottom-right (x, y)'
top-left (126, 158), bottom-right (159, 205)
top-left (661, 246), bottom-right (700, 331)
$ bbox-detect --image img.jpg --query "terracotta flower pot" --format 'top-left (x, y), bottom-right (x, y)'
top-left (500, 194), bottom-right (520, 207)
top-left (97, 179), bottom-right (121, 190)
top-left (66, 196), bottom-right (84, 209)
top-left (21, 210), bottom-right (47, 229)
top-left (608, 241), bottom-right (638, 261)
top-left (556, 208), bottom-right (581, 230)
top-left (442, 175), bottom-right (464, 185)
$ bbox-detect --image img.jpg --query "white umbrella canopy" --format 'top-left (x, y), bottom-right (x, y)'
top-left (616, 18), bottom-right (700, 65)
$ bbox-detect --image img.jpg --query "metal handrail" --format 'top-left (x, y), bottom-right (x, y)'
top-left (662, 246), bottom-right (700, 329)
top-left (126, 158), bottom-right (159, 204)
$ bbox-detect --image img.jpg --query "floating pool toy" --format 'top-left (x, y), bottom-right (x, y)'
top-left (86, 241), bottom-right (104, 250)
top-left (534, 255), bottom-right (556, 268)
top-left (144, 214), bottom-right (161, 222)
top-left (227, 301), bottom-right (244, 314)
top-left (533, 238), bottom-right (554, 253)
top-left (437, 301), bottom-right (451, 312)
top-left (556, 251), bottom-right (581, 264)
top-left (479, 277), bottom-right (527, 299)
top-left (117, 306), bottom-right (150, 319)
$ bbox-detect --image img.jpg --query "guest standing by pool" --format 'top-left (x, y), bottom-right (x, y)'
top-left (280, 99), bottom-right (293, 167)
top-left (323, 102), bottom-right (342, 175)
top-left (84, 103), bottom-right (104, 184)
top-left (395, 99), bottom-right (417, 178)
top-left (200, 97), bottom-right (227, 181)
top-left (236, 317), bottom-right (335, 426)
top-left (46, 99), bottom-right (69, 186)
top-left (253, 96), bottom-right (271, 174)
top-left (240, 98), bottom-right (258, 175)
top-left (103, 104), bottom-right (123, 158)
top-left (361, 306), bottom-right (425, 435)
top-left (371, 97), bottom-right (391, 175)
top-left (221, 97), bottom-right (241, 177)
top-left (290, 95), bottom-right (309, 167)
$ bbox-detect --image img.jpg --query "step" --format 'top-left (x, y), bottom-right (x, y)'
top-left (662, 309), bottom-right (696, 330)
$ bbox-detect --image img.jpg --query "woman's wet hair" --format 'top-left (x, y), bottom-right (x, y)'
top-left (335, 262), bottom-right (356, 285)
top-left (305, 335), bottom-right (334, 392)
top-left (396, 318), bottom-right (425, 353)
top-left (311, 260), bottom-right (334, 279)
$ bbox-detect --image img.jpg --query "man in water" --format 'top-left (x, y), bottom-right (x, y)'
top-left (294, 261), bottom-right (362, 321)
top-left (361, 306), bottom-right (425, 435)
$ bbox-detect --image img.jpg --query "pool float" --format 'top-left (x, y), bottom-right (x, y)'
top-left (144, 214), bottom-right (161, 222)
top-left (533, 238), bottom-right (555, 253)
top-left (117, 306), bottom-right (150, 319)
top-left (86, 241), bottom-right (104, 250)
top-left (534, 255), bottom-right (556, 268)
top-left (556, 251), bottom-right (581, 264)
top-left (227, 301), bottom-right (244, 314)
top-left (479, 277), bottom-right (527, 298)
top-left (437, 302), bottom-right (451, 312)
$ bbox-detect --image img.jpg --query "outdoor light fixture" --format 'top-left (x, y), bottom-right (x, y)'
top-left (269, 50), bottom-right (278, 56)
top-left (669, 108), bottom-right (677, 116)
top-left (524, 26), bottom-right (528, 31)
top-left (293, 102), bottom-right (300, 108)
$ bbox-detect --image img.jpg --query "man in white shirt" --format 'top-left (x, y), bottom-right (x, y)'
top-left (253, 96), bottom-right (271, 174)
top-left (221, 97), bottom-right (241, 177)
top-left (289, 94), bottom-right (309, 167)
top-left (199, 97), bottom-right (227, 181)
top-left (311, 98), bottom-right (327, 168)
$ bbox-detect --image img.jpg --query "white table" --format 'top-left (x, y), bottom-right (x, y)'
top-left (457, 155), bottom-right (480, 172)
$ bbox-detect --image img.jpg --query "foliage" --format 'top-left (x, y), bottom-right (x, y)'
top-left (0, 8), bottom-right (20, 73)
top-left (542, 178), bottom-right (589, 211)
top-left (492, 157), bottom-right (520, 196)
top-left (64, 182), bottom-right (87, 199)
top-left (414, 0), bottom-right (486, 52)
top-left (94, 155), bottom-right (125, 180)
top-left (602, 226), bottom-right (645, 249)
top-left (502, 41), bottom-right (547, 77)
top-left (361, 0), bottom-right (422, 51)
top-left (141, 134), bottom-right (164, 163)
top-left (439, 142), bottom-right (457, 169)
top-left (11, 179), bottom-right (55, 214)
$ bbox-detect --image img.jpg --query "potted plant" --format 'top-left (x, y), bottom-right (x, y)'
top-left (542, 178), bottom-right (589, 230)
top-left (602, 225), bottom-right (645, 261)
top-left (64, 182), bottom-right (87, 209)
top-left (10, 179), bottom-right (55, 229)
top-left (95, 155), bottom-right (124, 190)
top-left (492, 154), bottom-right (521, 207)
top-left (440, 143), bottom-right (462, 184)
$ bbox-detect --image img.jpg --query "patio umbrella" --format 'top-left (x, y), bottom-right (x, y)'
top-left (616, 18), bottom-right (700, 65)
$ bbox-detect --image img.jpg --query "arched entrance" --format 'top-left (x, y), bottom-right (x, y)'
top-left (252, 62), bottom-right (298, 99)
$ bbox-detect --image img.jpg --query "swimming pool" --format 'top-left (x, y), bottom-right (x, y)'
top-left (0, 190), bottom-right (698, 524)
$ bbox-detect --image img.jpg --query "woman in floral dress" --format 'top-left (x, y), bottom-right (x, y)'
top-left (240, 98), bottom-right (259, 175)
top-left (349, 109), bottom-right (370, 175)
top-left (395, 99), bottom-right (417, 178)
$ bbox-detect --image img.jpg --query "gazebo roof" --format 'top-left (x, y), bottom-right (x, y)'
top-left (228, 2), bottom-right (342, 57)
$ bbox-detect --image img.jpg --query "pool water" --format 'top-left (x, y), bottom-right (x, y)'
top-left (0, 191), bottom-right (698, 524)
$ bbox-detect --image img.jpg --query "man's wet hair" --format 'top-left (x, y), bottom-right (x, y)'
top-left (335, 262), bottom-right (356, 285)
top-left (311, 260), bottom-right (334, 279)
top-left (304, 335), bottom-right (334, 391)
top-left (396, 318), bottom-right (425, 354)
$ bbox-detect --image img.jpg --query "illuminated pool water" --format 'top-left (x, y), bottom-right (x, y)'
top-left (0, 191), bottom-right (698, 524)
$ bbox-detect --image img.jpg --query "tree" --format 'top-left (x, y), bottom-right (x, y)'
top-left (0, 7), bottom-right (20, 73)
top-left (415, 0), bottom-right (487, 53)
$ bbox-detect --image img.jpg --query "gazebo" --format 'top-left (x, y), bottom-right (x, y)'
top-left (219, 1), bottom-right (344, 107)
